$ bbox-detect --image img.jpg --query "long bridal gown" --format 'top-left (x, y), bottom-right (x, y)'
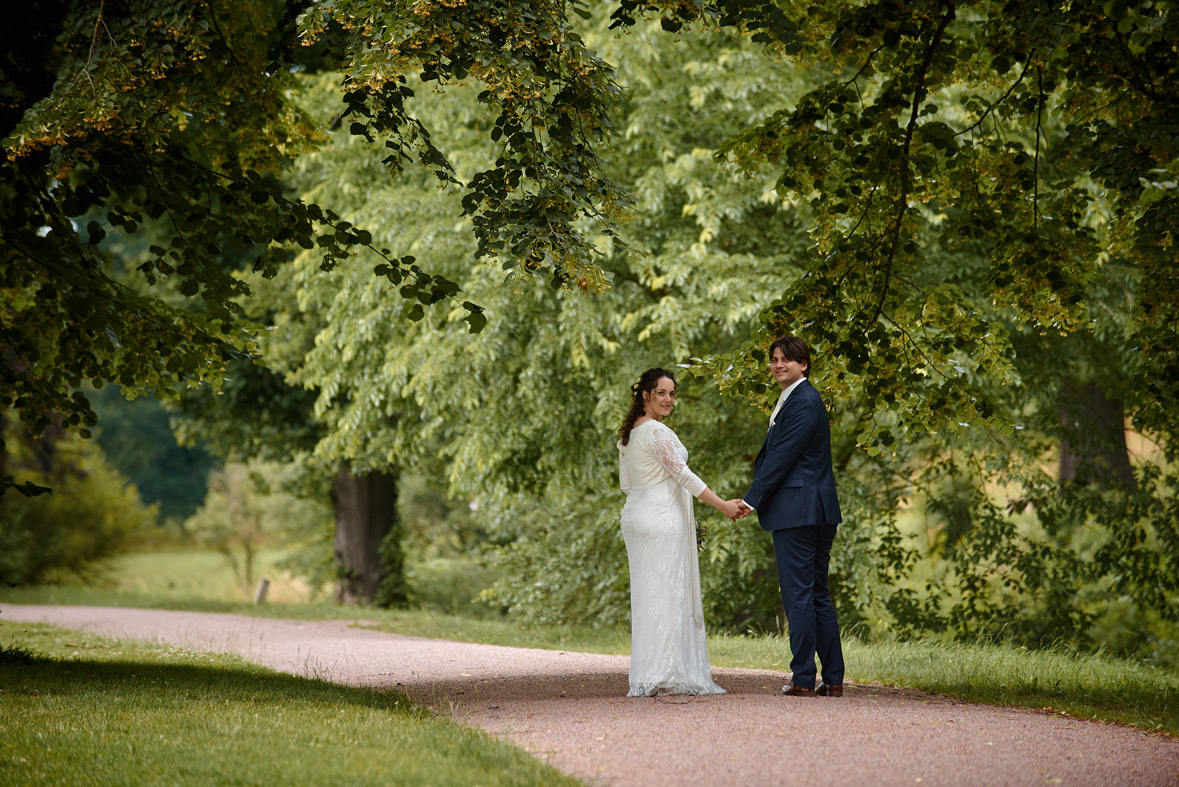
top-left (617, 420), bottom-right (725, 697)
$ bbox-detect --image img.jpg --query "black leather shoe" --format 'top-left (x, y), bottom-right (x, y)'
top-left (781, 683), bottom-right (816, 696)
top-left (816, 682), bottom-right (843, 697)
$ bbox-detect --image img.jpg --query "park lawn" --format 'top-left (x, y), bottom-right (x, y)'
top-left (0, 621), bottom-right (582, 787)
top-left (0, 549), bottom-right (504, 618)
top-left (27, 549), bottom-right (324, 605)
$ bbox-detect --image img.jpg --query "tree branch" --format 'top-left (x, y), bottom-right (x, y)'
top-left (872, 4), bottom-right (956, 322)
top-left (842, 46), bottom-right (883, 93)
top-left (845, 184), bottom-right (879, 238)
top-left (955, 50), bottom-right (1034, 138)
top-left (880, 309), bottom-right (952, 381)
top-left (46, 1), bottom-right (115, 116)
top-left (1033, 65), bottom-right (1043, 229)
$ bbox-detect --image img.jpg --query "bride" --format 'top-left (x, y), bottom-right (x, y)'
top-left (617, 368), bottom-right (739, 697)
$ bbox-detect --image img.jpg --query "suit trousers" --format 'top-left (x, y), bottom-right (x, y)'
top-left (772, 524), bottom-right (844, 689)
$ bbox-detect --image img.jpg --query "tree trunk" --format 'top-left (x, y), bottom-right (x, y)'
top-left (1057, 379), bottom-right (1134, 491)
top-left (0, 409), bottom-right (7, 488)
top-left (331, 466), bottom-right (400, 605)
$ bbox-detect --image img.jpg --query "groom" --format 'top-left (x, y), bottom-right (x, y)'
top-left (734, 335), bottom-right (845, 697)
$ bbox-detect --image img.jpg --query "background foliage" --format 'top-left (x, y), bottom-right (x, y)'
top-left (0, 421), bottom-right (153, 585)
top-left (265, 3), bottom-right (1177, 661)
top-left (184, 460), bottom-right (334, 597)
top-left (89, 385), bottom-right (215, 523)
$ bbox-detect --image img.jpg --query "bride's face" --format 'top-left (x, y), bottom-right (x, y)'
top-left (643, 377), bottom-right (677, 419)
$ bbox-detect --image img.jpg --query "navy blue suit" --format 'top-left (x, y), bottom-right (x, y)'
top-left (744, 378), bottom-right (844, 689)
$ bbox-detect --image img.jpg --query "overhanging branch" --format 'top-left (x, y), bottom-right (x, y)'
top-left (872, 3), bottom-right (956, 322)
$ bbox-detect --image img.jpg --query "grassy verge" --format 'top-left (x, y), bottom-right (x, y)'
top-left (0, 621), bottom-right (582, 787)
top-left (0, 548), bottom-right (629, 652)
top-left (707, 632), bottom-right (1179, 735)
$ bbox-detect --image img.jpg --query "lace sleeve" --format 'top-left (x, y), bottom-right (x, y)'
top-left (618, 442), bottom-right (632, 493)
top-left (650, 424), bottom-right (708, 497)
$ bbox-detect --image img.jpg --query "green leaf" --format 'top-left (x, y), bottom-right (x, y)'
top-left (464, 310), bottom-right (487, 333)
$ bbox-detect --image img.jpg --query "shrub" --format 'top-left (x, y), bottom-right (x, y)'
top-left (1, 425), bottom-right (153, 584)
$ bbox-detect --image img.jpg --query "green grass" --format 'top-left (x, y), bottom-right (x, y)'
top-left (5, 549), bottom-right (1178, 738)
top-left (706, 632), bottom-right (1179, 735)
top-left (0, 621), bottom-right (582, 787)
top-left (37, 549), bottom-right (324, 605)
top-left (1, 550), bottom-right (503, 617)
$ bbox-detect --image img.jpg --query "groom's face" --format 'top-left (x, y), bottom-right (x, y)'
top-left (770, 348), bottom-right (807, 389)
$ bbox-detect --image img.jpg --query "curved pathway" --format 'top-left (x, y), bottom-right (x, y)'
top-left (3, 605), bottom-right (1177, 786)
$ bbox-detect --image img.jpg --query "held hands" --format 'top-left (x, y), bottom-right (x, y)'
top-left (721, 499), bottom-right (752, 521)
top-left (717, 499), bottom-right (742, 521)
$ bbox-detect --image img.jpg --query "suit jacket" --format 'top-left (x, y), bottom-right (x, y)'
top-left (744, 378), bottom-right (842, 531)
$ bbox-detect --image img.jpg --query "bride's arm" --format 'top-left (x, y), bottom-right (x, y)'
top-left (649, 425), bottom-right (706, 495)
top-left (697, 487), bottom-right (743, 520)
top-left (650, 426), bottom-right (741, 519)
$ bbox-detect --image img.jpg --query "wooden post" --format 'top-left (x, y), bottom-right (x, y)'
top-left (253, 578), bottom-right (270, 605)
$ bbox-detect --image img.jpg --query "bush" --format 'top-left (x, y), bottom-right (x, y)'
top-left (1, 426), bottom-right (153, 585)
top-left (480, 494), bottom-right (630, 628)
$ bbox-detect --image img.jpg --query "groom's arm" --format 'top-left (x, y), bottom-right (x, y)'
top-left (742, 399), bottom-right (818, 509)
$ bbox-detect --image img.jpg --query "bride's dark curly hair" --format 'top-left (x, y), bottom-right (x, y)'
top-left (618, 368), bottom-right (677, 446)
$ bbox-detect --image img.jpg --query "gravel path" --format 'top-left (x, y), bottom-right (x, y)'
top-left (4, 604), bottom-right (1178, 786)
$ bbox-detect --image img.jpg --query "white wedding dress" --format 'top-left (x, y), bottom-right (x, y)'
top-left (617, 420), bottom-right (725, 697)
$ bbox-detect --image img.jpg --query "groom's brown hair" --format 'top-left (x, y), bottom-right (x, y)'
top-left (769, 335), bottom-right (811, 377)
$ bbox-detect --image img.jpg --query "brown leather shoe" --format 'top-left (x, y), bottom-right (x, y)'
top-left (816, 682), bottom-right (843, 697)
top-left (781, 683), bottom-right (816, 696)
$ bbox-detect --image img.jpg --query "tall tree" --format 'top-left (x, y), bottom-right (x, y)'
top-left (173, 347), bottom-right (409, 607)
top-left (1, 0), bottom-right (618, 599)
